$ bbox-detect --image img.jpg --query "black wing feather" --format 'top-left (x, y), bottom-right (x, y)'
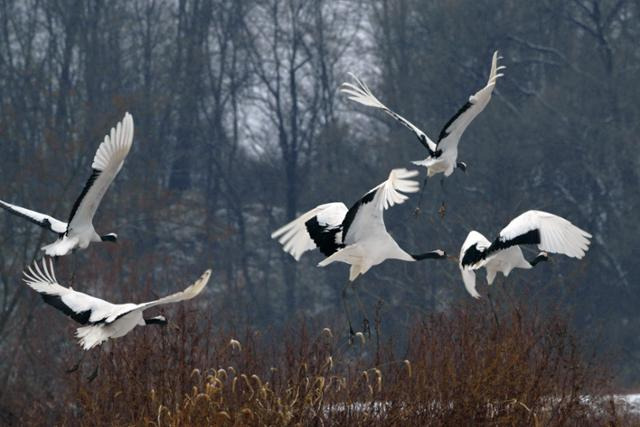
top-left (304, 217), bottom-right (344, 257)
top-left (462, 228), bottom-right (541, 267)
top-left (41, 294), bottom-right (92, 325)
top-left (437, 101), bottom-right (473, 143)
top-left (460, 243), bottom-right (485, 267)
top-left (67, 168), bottom-right (101, 226)
top-left (0, 202), bottom-right (64, 234)
top-left (385, 110), bottom-right (438, 157)
top-left (490, 228), bottom-right (541, 252)
top-left (341, 190), bottom-right (376, 241)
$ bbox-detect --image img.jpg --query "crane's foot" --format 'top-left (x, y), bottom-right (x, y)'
top-left (363, 318), bottom-right (371, 338)
top-left (348, 325), bottom-right (356, 345)
top-left (87, 364), bottom-right (99, 382)
top-left (66, 362), bottom-right (80, 374)
top-left (439, 202), bottom-right (446, 219)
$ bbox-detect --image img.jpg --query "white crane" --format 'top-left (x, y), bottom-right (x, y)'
top-left (23, 258), bottom-right (211, 350)
top-left (0, 113), bottom-right (134, 256)
top-left (271, 168), bottom-right (446, 334)
top-left (271, 168), bottom-right (446, 279)
top-left (459, 210), bottom-right (592, 298)
top-left (341, 51), bottom-right (504, 212)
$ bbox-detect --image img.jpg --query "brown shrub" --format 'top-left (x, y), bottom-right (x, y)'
top-left (19, 300), bottom-right (637, 426)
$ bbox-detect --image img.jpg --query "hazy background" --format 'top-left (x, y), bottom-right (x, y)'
top-left (0, 0), bottom-right (638, 412)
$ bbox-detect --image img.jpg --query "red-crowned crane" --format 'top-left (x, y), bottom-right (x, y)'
top-left (459, 210), bottom-right (591, 298)
top-left (0, 113), bottom-right (134, 256)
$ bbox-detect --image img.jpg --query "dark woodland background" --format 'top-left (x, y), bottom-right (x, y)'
top-left (0, 0), bottom-right (638, 422)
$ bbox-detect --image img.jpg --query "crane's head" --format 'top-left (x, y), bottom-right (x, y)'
top-left (411, 249), bottom-right (447, 261)
top-left (144, 315), bottom-right (167, 326)
top-left (100, 233), bottom-right (118, 243)
top-left (531, 251), bottom-right (549, 266)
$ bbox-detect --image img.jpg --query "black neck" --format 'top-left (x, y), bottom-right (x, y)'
top-left (144, 316), bottom-right (167, 326)
top-left (411, 251), bottom-right (444, 261)
top-left (529, 253), bottom-right (548, 267)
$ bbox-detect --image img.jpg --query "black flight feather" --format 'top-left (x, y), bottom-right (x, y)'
top-left (67, 168), bottom-right (101, 226)
top-left (41, 294), bottom-right (92, 325)
top-left (460, 243), bottom-right (485, 267)
top-left (304, 216), bottom-right (344, 257)
top-left (462, 229), bottom-right (542, 267)
top-left (0, 202), bottom-right (65, 234)
top-left (341, 190), bottom-right (376, 241)
top-left (437, 101), bottom-right (473, 143)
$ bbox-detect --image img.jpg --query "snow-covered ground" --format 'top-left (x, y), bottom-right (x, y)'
top-left (323, 395), bottom-right (640, 417)
top-left (617, 394), bottom-right (640, 413)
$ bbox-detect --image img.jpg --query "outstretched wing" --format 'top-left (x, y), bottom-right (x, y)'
top-left (462, 210), bottom-right (592, 268)
top-left (458, 231), bottom-right (492, 299)
top-left (340, 73), bottom-right (439, 156)
top-left (497, 210), bottom-right (592, 258)
top-left (67, 113), bottom-right (134, 232)
top-left (0, 200), bottom-right (67, 234)
top-left (271, 203), bottom-right (348, 260)
top-left (22, 258), bottom-right (129, 325)
top-left (342, 168), bottom-right (419, 244)
top-left (131, 269), bottom-right (211, 316)
top-left (436, 51), bottom-right (504, 153)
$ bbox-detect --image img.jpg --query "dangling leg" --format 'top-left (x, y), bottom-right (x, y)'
top-left (87, 364), bottom-right (99, 382)
top-left (342, 282), bottom-right (355, 341)
top-left (413, 176), bottom-right (429, 216)
top-left (439, 177), bottom-right (447, 218)
top-left (486, 288), bottom-right (500, 329)
top-left (352, 283), bottom-right (370, 337)
top-left (70, 253), bottom-right (78, 287)
top-left (66, 351), bottom-right (86, 373)
top-left (87, 342), bottom-right (110, 382)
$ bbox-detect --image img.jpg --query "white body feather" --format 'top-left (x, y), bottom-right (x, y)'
top-left (23, 259), bottom-right (211, 350)
top-left (341, 51), bottom-right (504, 178)
top-left (272, 168), bottom-right (431, 282)
top-left (1, 113), bottom-right (134, 257)
top-left (459, 211), bottom-right (592, 299)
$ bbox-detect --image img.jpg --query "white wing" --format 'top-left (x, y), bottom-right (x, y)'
top-left (498, 210), bottom-right (592, 259)
top-left (271, 203), bottom-right (348, 261)
top-left (342, 168), bottom-right (419, 245)
top-left (458, 231), bottom-right (491, 299)
top-left (67, 113), bottom-right (134, 231)
top-left (132, 269), bottom-right (211, 315)
top-left (0, 200), bottom-right (67, 234)
top-left (340, 73), bottom-right (438, 155)
top-left (436, 51), bottom-right (504, 153)
top-left (22, 258), bottom-right (130, 324)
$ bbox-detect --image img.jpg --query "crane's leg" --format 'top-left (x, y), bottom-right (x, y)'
top-left (87, 364), bottom-right (99, 382)
top-left (486, 289), bottom-right (500, 329)
top-left (342, 282), bottom-right (356, 342)
top-left (413, 176), bottom-right (429, 216)
top-left (66, 350), bottom-right (99, 382)
top-left (352, 283), bottom-right (370, 337)
top-left (87, 342), bottom-right (111, 382)
top-left (439, 177), bottom-right (447, 218)
top-left (66, 351), bottom-right (86, 373)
